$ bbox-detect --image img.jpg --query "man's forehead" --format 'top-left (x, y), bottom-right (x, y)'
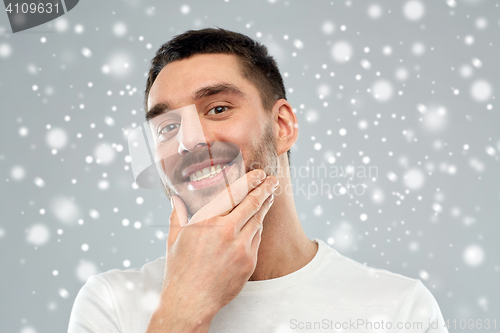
top-left (147, 54), bottom-right (247, 108)
top-left (152, 53), bottom-right (243, 89)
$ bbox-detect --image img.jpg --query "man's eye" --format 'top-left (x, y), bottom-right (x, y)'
top-left (159, 123), bottom-right (180, 134)
top-left (207, 106), bottom-right (229, 115)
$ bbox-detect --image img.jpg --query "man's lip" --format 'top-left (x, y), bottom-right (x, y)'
top-left (181, 158), bottom-right (233, 179)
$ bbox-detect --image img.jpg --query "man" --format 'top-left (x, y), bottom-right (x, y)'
top-left (68, 28), bottom-right (448, 332)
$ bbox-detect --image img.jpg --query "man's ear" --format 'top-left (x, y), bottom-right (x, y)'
top-left (273, 99), bottom-right (298, 156)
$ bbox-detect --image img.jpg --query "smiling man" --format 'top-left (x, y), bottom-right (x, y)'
top-left (68, 28), bottom-right (448, 333)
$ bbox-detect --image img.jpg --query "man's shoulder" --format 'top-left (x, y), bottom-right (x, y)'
top-left (70, 256), bottom-right (167, 328)
top-left (317, 240), bottom-right (446, 330)
top-left (318, 239), bottom-right (420, 293)
top-left (92, 256), bottom-right (165, 292)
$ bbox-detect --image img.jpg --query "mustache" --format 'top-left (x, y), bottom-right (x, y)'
top-left (168, 142), bottom-right (242, 185)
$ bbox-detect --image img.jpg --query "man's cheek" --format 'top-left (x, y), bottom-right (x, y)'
top-left (161, 159), bottom-right (167, 174)
top-left (160, 159), bottom-right (179, 184)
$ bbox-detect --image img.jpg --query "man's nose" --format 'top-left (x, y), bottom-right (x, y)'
top-left (176, 110), bottom-right (207, 155)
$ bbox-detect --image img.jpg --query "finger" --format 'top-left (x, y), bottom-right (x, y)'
top-left (250, 225), bottom-right (263, 257)
top-left (167, 196), bottom-right (188, 249)
top-left (188, 169), bottom-right (267, 225)
top-left (249, 194), bottom-right (274, 254)
top-left (229, 176), bottom-right (278, 232)
top-left (245, 193), bottom-right (273, 249)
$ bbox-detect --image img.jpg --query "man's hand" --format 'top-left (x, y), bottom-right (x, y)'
top-left (146, 169), bottom-right (278, 332)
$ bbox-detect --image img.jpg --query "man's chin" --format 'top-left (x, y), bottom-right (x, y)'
top-left (172, 178), bottom-right (229, 218)
top-left (190, 186), bottom-right (224, 214)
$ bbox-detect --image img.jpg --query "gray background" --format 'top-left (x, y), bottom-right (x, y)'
top-left (1, 0), bottom-right (499, 332)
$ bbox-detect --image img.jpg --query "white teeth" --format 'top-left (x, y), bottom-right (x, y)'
top-left (189, 164), bottom-right (229, 182)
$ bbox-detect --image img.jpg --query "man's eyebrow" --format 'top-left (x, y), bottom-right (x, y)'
top-left (192, 83), bottom-right (246, 100)
top-left (145, 83), bottom-right (246, 121)
top-left (145, 103), bottom-right (171, 121)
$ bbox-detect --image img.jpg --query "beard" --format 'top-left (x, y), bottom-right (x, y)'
top-left (161, 121), bottom-right (279, 218)
top-left (245, 121), bottom-right (279, 176)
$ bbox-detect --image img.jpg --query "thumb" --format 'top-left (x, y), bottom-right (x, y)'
top-left (167, 195), bottom-right (188, 249)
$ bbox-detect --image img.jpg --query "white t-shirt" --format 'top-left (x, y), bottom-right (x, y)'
top-left (68, 238), bottom-right (448, 332)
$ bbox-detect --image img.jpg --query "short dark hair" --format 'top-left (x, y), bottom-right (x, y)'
top-left (144, 27), bottom-right (290, 164)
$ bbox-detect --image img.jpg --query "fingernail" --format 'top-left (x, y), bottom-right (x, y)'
top-left (266, 194), bottom-right (274, 204)
top-left (273, 179), bottom-right (280, 189)
top-left (259, 170), bottom-right (267, 182)
top-left (170, 196), bottom-right (175, 210)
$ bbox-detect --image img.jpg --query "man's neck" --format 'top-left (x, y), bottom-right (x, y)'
top-left (248, 177), bottom-right (318, 281)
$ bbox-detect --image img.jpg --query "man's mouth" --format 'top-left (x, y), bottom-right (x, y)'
top-left (188, 162), bottom-right (233, 182)
top-left (181, 159), bottom-right (235, 183)
top-left (170, 142), bottom-right (242, 190)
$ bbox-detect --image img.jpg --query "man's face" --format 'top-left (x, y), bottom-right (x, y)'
top-left (147, 53), bottom-right (278, 217)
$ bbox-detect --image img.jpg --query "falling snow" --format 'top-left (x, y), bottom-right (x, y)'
top-left (331, 41), bottom-right (353, 63)
top-left (1, 1), bottom-right (498, 330)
